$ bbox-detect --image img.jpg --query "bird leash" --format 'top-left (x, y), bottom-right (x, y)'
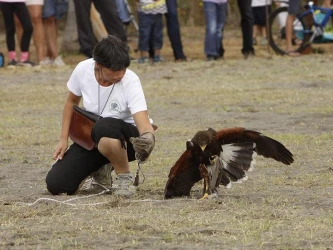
top-left (133, 161), bottom-right (145, 186)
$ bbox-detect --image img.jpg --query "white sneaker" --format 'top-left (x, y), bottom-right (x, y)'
top-left (112, 173), bottom-right (136, 197)
top-left (39, 57), bottom-right (53, 66)
top-left (53, 55), bottom-right (66, 66)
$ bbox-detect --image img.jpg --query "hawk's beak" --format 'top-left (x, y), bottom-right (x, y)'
top-left (200, 145), bottom-right (206, 151)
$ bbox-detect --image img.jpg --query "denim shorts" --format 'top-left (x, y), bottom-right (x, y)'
top-left (288, 0), bottom-right (301, 15)
top-left (42, 0), bottom-right (68, 19)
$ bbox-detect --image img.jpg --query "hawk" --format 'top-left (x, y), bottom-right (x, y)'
top-left (164, 127), bottom-right (294, 199)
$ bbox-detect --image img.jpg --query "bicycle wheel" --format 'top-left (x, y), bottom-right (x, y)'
top-left (269, 7), bottom-right (307, 55)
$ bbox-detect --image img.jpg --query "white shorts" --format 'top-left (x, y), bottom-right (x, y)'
top-left (26, 0), bottom-right (44, 6)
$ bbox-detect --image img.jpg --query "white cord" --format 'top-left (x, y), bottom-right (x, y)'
top-left (16, 188), bottom-right (111, 207)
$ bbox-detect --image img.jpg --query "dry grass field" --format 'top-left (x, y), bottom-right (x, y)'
top-left (1, 26), bottom-right (333, 249)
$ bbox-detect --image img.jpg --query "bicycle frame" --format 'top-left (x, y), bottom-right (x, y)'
top-left (297, 2), bottom-right (333, 43)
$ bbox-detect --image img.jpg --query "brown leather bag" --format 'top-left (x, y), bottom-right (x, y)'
top-left (69, 105), bottom-right (100, 150)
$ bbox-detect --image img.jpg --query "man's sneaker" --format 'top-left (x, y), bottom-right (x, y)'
top-left (18, 60), bottom-right (35, 67)
top-left (7, 59), bottom-right (17, 68)
top-left (153, 55), bottom-right (164, 63)
top-left (53, 55), bottom-right (66, 66)
top-left (92, 163), bottom-right (113, 188)
top-left (112, 173), bottom-right (136, 197)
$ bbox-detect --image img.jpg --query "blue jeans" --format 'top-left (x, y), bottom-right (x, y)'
top-left (165, 0), bottom-right (186, 60)
top-left (203, 2), bottom-right (227, 57)
top-left (138, 12), bottom-right (163, 51)
top-left (116, 0), bottom-right (131, 24)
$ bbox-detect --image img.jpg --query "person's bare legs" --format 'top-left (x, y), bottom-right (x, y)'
top-left (322, 0), bottom-right (331, 8)
top-left (253, 24), bottom-right (259, 43)
top-left (286, 14), bottom-right (300, 56)
top-left (27, 5), bottom-right (45, 63)
top-left (43, 16), bottom-right (58, 60)
top-left (261, 26), bottom-right (267, 39)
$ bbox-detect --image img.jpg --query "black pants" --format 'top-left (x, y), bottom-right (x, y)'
top-left (46, 118), bottom-right (139, 195)
top-left (0, 2), bottom-right (33, 52)
top-left (237, 0), bottom-right (254, 54)
top-left (73, 0), bottom-right (127, 58)
top-left (165, 0), bottom-right (186, 60)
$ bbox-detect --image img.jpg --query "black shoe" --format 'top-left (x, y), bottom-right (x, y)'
top-left (175, 56), bottom-right (187, 62)
top-left (18, 60), bottom-right (36, 67)
top-left (206, 55), bottom-right (216, 61)
top-left (243, 50), bottom-right (255, 59)
top-left (7, 59), bottom-right (17, 68)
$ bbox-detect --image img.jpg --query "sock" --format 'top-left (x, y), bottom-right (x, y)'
top-left (20, 52), bottom-right (29, 62)
top-left (8, 51), bottom-right (16, 61)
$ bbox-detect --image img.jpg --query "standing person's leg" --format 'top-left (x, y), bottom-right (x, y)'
top-left (151, 14), bottom-right (163, 62)
top-left (165, 0), bottom-right (186, 61)
top-left (252, 6), bottom-right (259, 45)
top-left (138, 12), bottom-right (152, 63)
top-left (51, 0), bottom-right (68, 65)
top-left (237, 0), bottom-right (255, 58)
top-left (27, 1), bottom-right (45, 63)
top-left (257, 5), bottom-right (269, 45)
top-left (43, 0), bottom-right (58, 60)
top-left (94, 0), bottom-right (127, 43)
top-left (203, 2), bottom-right (218, 60)
top-left (73, 0), bottom-right (97, 58)
top-left (14, 3), bottom-right (34, 64)
top-left (216, 2), bottom-right (227, 59)
top-left (286, 0), bottom-right (301, 56)
top-left (1, 3), bottom-right (18, 64)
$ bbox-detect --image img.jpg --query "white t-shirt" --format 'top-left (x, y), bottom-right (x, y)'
top-left (0, 0), bottom-right (25, 2)
top-left (67, 58), bottom-right (149, 125)
top-left (251, 0), bottom-right (272, 7)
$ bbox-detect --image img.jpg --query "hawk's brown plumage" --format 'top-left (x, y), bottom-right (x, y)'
top-left (164, 127), bottom-right (294, 199)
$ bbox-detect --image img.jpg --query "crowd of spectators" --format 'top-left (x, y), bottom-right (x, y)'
top-left (2, 0), bottom-right (321, 68)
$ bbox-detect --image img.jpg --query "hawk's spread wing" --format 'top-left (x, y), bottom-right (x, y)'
top-left (215, 127), bottom-right (294, 165)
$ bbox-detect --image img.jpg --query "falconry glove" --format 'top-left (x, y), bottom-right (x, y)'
top-left (130, 132), bottom-right (155, 163)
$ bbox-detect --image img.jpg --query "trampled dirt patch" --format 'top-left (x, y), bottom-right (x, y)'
top-left (1, 27), bottom-right (333, 249)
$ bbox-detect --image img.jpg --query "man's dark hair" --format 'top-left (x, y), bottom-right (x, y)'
top-left (93, 35), bottom-right (130, 71)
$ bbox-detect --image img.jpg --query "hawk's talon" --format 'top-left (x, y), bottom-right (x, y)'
top-left (199, 193), bottom-right (209, 200)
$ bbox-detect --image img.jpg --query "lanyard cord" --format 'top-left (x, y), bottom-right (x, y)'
top-left (98, 83), bottom-right (115, 117)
